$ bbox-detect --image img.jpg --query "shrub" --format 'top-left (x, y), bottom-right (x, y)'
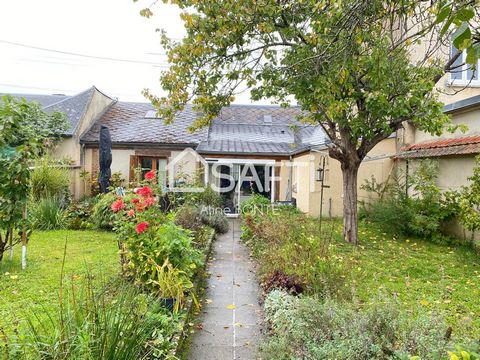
top-left (240, 193), bottom-right (272, 215)
top-left (29, 196), bottom-right (65, 230)
top-left (65, 198), bottom-right (96, 230)
top-left (174, 205), bottom-right (204, 233)
top-left (30, 158), bottom-right (71, 204)
top-left (199, 208), bottom-right (229, 234)
top-left (262, 270), bottom-right (304, 295)
top-left (92, 192), bottom-right (130, 230)
top-left (361, 160), bottom-right (456, 242)
top-left (262, 290), bottom-right (454, 360)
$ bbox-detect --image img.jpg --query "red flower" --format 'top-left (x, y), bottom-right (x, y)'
top-left (111, 198), bottom-right (125, 212)
top-left (136, 221), bottom-right (149, 234)
top-left (143, 196), bottom-right (156, 207)
top-left (135, 186), bottom-right (153, 197)
top-left (132, 197), bottom-right (140, 204)
top-left (144, 170), bottom-right (156, 181)
top-left (127, 209), bottom-right (135, 217)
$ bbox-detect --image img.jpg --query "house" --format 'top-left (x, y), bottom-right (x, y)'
top-left (4, 86), bottom-right (397, 216)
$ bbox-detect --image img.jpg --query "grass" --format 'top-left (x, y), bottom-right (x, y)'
top-left (243, 211), bottom-right (480, 339)
top-left (0, 230), bottom-right (118, 333)
top-left (339, 220), bottom-right (480, 338)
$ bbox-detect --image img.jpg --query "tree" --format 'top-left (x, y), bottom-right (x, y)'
top-left (143, 0), bottom-right (474, 244)
top-left (0, 96), bottom-right (67, 268)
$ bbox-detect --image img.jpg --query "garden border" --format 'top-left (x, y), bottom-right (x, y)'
top-left (169, 227), bottom-right (216, 358)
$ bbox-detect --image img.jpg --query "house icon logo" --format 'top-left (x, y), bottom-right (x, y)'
top-left (168, 147), bottom-right (208, 193)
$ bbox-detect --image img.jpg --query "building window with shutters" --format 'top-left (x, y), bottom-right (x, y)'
top-left (130, 156), bottom-right (168, 187)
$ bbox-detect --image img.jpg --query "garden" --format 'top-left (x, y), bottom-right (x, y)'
top-left (240, 160), bottom-right (480, 360)
top-left (0, 96), bottom-right (228, 359)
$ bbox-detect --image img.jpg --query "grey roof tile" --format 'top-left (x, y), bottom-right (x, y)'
top-left (3, 88), bottom-right (97, 135)
top-left (43, 87), bottom-right (95, 134)
top-left (80, 102), bottom-right (207, 144)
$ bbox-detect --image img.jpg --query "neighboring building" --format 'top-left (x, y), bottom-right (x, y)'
top-left (4, 86), bottom-right (396, 216)
top-left (397, 95), bottom-right (480, 240)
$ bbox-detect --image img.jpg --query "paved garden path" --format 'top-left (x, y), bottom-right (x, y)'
top-left (188, 219), bottom-right (262, 360)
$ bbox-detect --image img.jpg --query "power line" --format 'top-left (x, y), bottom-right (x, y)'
top-left (0, 39), bottom-right (170, 66)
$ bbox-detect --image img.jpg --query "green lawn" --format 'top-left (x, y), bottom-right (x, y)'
top-left (334, 221), bottom-right (480, 338)
top-left (0, 230), bottom-right (118, 332)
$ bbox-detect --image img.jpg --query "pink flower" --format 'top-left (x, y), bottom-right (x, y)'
top-left (143, 196), bottom-right (156, 207)
top-left (132, 197), bottom-right (140, 204)
top-left (111, 198), bottom-right (125, 212)
top-left (127, 209), bottom-right (135, 218)
top-left (144, 170), bottom-right (156, 181)
top-left (135, 186), bottom-right (153, 197)
top-left (136, 221), bottom-right (149, 234)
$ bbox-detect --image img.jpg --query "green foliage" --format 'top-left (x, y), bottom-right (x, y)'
top-left (446, 345), bottom-right (480, 360)
top-left (65, 198), bottom-right (97, 230)
top-left (240, 193), bottom-right (272, 215)
top-left (30, 158), bottom-right (71, 203)
top-left (184, 185), bottom-right (224, 208)
top-left (436, 1), bottom-right (479, 65)
top-left (109, 171), bottom-right (126, 189)
top-left (29, 196), bottom-right (65, 230)
top-left (4, 278), bottom-right (179, 359)
top-left (261, 290), bottom-right (454, 360)
top-left (361, 160), bottom-right (457, 242)
top-left (457, 155), bottom-right (480, 234)
top-left (0, 95), bottom-right (67, 259)
top-left (242, 206), bottom-right (350, 298)
top-left (92, 192), bottom-right (125, 230)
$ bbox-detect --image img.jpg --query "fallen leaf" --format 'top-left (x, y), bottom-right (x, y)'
top-left (227, 304), bottom-right (235, 310)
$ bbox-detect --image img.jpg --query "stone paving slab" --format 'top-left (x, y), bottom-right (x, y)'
top-left (187, 219), bottom-right (261, 360)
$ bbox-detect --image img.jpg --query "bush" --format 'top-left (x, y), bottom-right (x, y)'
top-left (360, 160), bottom-right (456, 242)
top-left (261, 290), bottom-right (454, 360)
top-left (65, 198), bottom-right (96, 230)
top-left (92, 192), bottom-right (129, 230)
top-left (30, 158), bottom-right (71, 204)
top-left (29, 196), bottom-right (65, 230)
top-left (174, 205), bottom-right (205, 233)
top-left (199, 208), bottom-right (229, 234)
top-left (240, 193), bottom-right (272, 215)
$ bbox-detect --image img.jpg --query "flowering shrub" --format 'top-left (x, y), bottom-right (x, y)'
top-left (110, 178), bottom-right (203, 309)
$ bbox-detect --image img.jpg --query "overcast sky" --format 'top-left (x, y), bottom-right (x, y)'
top-left (0, 0), bottom-right (264, 103)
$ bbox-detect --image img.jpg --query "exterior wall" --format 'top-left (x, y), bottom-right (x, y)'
top-left (413, 106), bottom-right (480, 144)
top-left (292, 138), bottom-right (396, 217)
top-left (51, 88), bottom-right (114, 199)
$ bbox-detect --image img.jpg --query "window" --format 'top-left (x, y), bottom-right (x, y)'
top-left (448, 44), bottom-right (480, 86)
top-left (137, 156), bottom-right (167, 187)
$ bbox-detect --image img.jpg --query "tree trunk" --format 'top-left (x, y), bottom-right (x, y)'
top-left (341, 162), bottom-right (360, 244)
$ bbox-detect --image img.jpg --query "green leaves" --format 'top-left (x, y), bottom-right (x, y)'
top-left (452, 21), bottom-right (472, 50)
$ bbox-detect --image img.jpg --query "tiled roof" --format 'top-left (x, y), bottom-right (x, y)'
top-left (3, 88), bottom-right (97, 135)
top-left (2, 93), bottom-right (68, 107)
top-left (197, 140), bottom-right (306, 155)
top-left (43, 87), bottom-right (95, 135)
top-left (81, 102), bottom-right (207, 145)
top-left (81, 101), bottom-right (327, 155)
top-left (398, 135), bottom-right (480, 158)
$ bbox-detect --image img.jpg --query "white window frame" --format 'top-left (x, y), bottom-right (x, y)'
top-left (447, 47), bottom-right (480, 87)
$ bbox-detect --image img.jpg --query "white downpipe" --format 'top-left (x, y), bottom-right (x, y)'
top-left (21, 245), bottom-right (27, 269)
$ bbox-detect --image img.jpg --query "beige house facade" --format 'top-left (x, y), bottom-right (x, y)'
top-left (7, 45), bottom-right (480, 222)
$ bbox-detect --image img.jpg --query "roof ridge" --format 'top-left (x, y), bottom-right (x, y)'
top-left (42, 86), bottom-right (95, 110)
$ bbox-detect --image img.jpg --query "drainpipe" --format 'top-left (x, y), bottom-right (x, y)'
top-left (287, 155), bottom-right (293, 201)
top-left (405, 159), bottom-right (409, 198)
